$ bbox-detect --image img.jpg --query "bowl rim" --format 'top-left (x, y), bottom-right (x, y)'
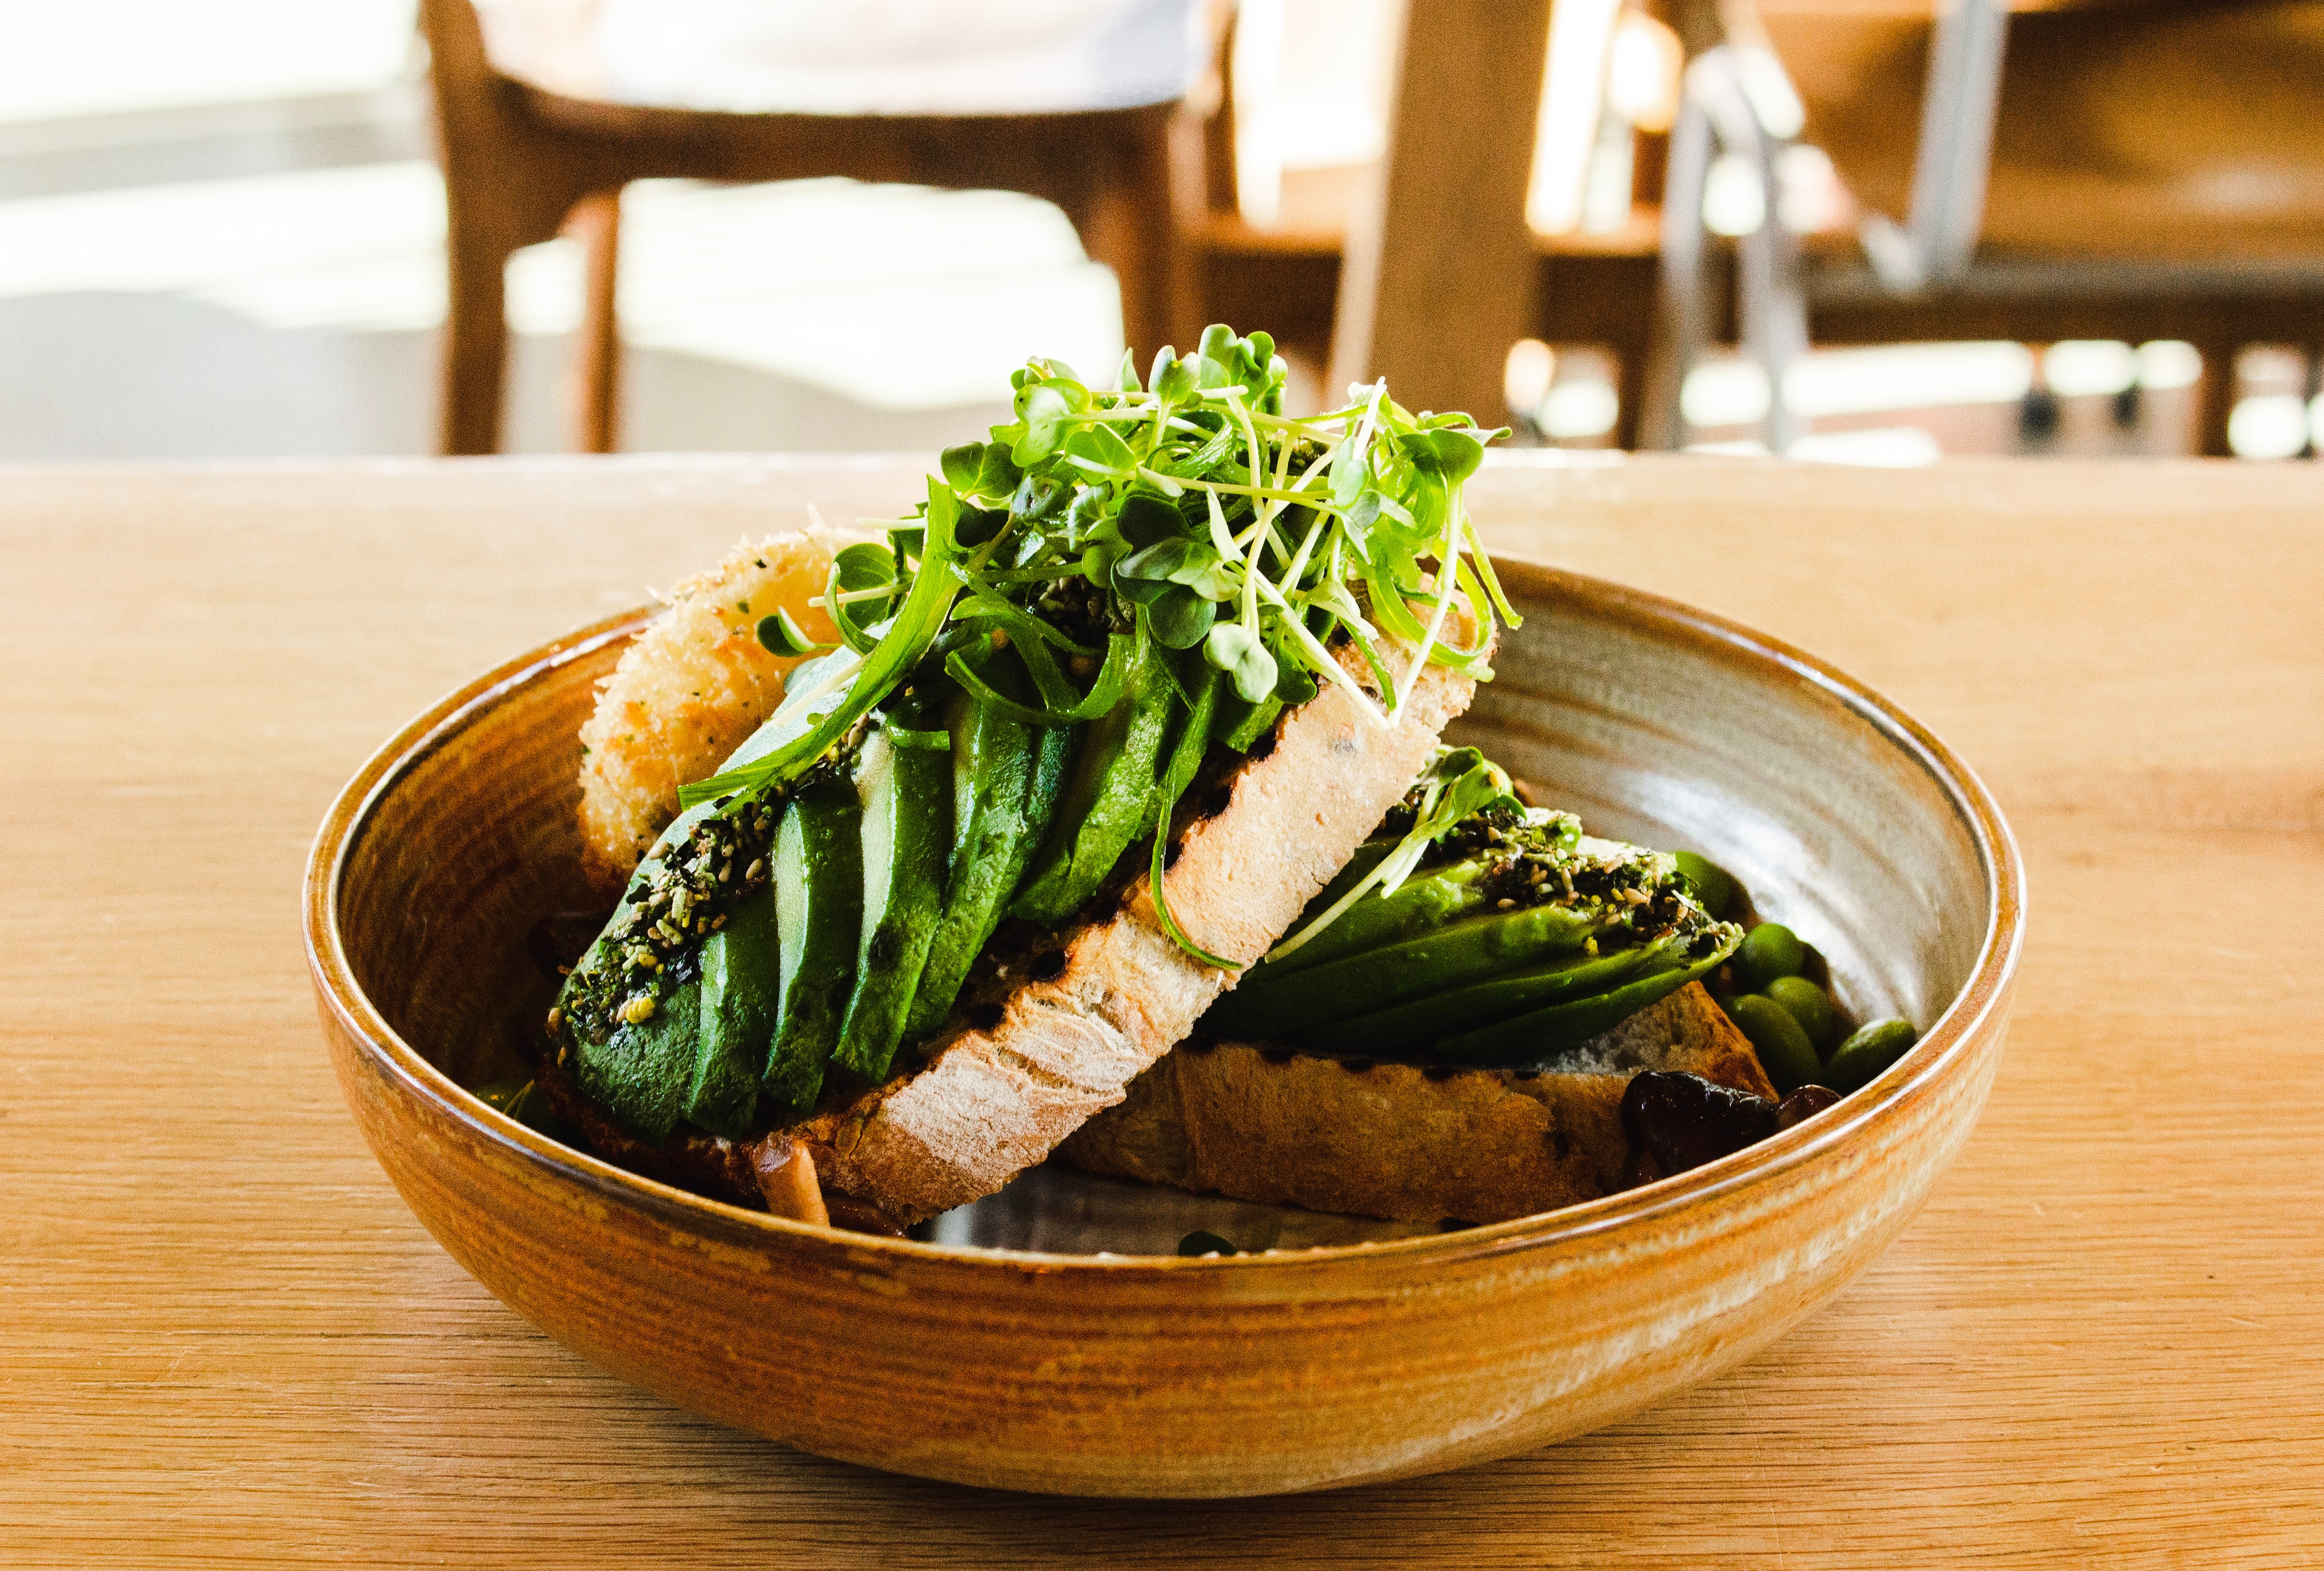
top-left (305, 555), bottom-right (2025, 1277)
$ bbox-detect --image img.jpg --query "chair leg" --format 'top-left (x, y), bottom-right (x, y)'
top-left (423, 0), bottom-right (610, 454)
top-left (2195, 340), bottom-right (2239, 458)
top-left (566, 191), bottom-right (624, 455)
top-left (1072, 106), bottom-right (1184, 367)
top-left (1613, 340), bottom-right (1650, 451)
top-left (442, 216), bottom-right (519, 457)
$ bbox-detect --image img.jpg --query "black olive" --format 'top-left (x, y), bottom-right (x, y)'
top-left (1775, 1083), bottom-right (1843, 1131)
top-left (1620, 1070), bottom-right (1778, 1178)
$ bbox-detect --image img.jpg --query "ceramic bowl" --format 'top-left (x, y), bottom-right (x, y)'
top-left (305, 558), bottom-right (2023, 1498)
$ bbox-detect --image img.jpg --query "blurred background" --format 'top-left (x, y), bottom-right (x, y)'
top-left (6, 0), bottom-right (2320, 464)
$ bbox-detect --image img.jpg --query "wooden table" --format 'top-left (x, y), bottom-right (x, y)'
top-left (5, 454), bottom-right (2318, 1564)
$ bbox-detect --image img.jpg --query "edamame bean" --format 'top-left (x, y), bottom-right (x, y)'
top-left (1824, 1017), bottom-right (1919, 1093)
top-left (1728, 993), bottom-right (1820, 1095)
top-left (1736, 921), bottom-right (1805, 989)
top-left (1765, 974), bottom-right (1841, 1055)
top-left (1671, 851), bottom-right (1739, 920)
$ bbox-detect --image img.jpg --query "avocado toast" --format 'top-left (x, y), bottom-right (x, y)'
top-left (1056, 750), bottom-right (1761, 1223)
top-left (536, 328), bottom-right (1514, 1229)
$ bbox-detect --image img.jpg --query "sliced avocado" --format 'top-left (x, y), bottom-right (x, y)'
top-left (574, 976), bottom-right (701, 1143)
top-left (1009, 683), bottom-right (1135, 923)
top-left (1320, 940), bottom-right (1668, 1056)
top-left (686, 883), bottom-right (776, 1139)
top-left (834, 719), bottom-right (954, 1081)
top-left (1253, 859), bottom-right (1492, 979)
top-left (905, 675), bottom-right (1081, 1040)
top-left (1430, 929), bottom-right (1741, 1065)
top-left (1009, 634), bottom-right (1174, 927)
top-left (1208, 899), bottom-right (1605, 1040)
top-left (764, 781), bottom-right (861, 1117)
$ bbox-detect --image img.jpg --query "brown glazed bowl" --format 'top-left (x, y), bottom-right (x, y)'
top-left (306, 558), bottom-right (2023, 1498)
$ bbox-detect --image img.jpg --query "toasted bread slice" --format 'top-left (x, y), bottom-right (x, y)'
top-left (1055, 982), bottom-right (1774, 1224)
top-left (787, 652), bottom-right (1482, 1228)
top-left (539, 644), bottom-right (1484, 1230)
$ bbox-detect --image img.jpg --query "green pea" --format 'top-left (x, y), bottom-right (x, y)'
top-left (1728, 994), bottom-right (1820, 1096)
top-left (1825, 1018), bottom-right (1919, 1093)
top-left (1736, 921), bottom-right (1805, 989)
top-left (1765, 974), bottom-right (1841, 1056)
top-left (1671, 851), bottom-right (1739, 920)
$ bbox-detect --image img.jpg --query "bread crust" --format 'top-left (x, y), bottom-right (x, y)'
top-left (787, 652), bottom-right (1483, 1227)
top-left (1056, 982), bottom-right (1775, 1224)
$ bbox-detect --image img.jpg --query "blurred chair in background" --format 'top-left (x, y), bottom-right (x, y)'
top-left (1648, 0), bottom-right (2324, 455)
top-left (423, 0), bottom-right (1198, 454)
top-left (1180, 0), bottom-right (1688, 438)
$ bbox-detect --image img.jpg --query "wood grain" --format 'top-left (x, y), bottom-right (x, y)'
top-left (3, 454), bottom-right (2320, 1562)
top-left (1327, 0), bottom-right (1552, 420)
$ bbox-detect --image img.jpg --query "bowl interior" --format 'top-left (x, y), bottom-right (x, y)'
top-left (332, 562), bottom-right (1998, 1256)
top-left (1460, 575), bottom-right (1988, 1036)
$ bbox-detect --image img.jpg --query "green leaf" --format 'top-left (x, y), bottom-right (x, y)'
top-left (1205, 620), bottom-right (1278, 703)
top-left (679, 480), bottom-right (965, 808)
top-left (825, 541), bottom-right (900, 655)
top-left (1061, 421), bottom-right (1136, 477)
top-left (1152, 349), bottom-right (1194, 403)
top-left (945, 630), bottom-right (1134, 727)
top-left (939, 439), bottom-right (1022, 495)
top-left (1010, 472), bottom-right (1068, 527)
top-left (1400, 426), bottom-right (1486, 484)
top-left (1110, 562), bottom-right (1177, 606)
top-left (1145, 585), bottom-right (1217, 650)
top-left (1117, 536), bottom-right (1202, 582)
top-left (1114, 492), bottom-right (1184, 549)
top-left (955, 505), bottom-right (1008, 547)
top-left (1010, 382), bottom-right (1077, 465)
top-left (938, 442), bottom-right (987, 493)
top-left (1117, 346), bottom-right (1143, 393)
top-left (753, 607), bottom-right (824, 658)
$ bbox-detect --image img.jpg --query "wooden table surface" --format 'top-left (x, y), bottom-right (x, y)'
top-left (5, 453), bottom-right (2319, 1566)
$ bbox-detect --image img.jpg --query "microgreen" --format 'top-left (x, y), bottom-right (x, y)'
top-left (754, 606), bottom-right (826, 658)
top-left (676, 326), bottom-right (1515, 966)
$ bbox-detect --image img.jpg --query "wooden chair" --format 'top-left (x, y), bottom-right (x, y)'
top-left (420, 0), bottom-right (1192, 454)
top-left (1667, 0), bottom-right (2324, 454)
top-left (1180, 0), bottom-right (1675, 439)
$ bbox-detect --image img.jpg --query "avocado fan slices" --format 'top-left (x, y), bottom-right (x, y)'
top-left (547, 326), bottom-right (1518, 1147)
